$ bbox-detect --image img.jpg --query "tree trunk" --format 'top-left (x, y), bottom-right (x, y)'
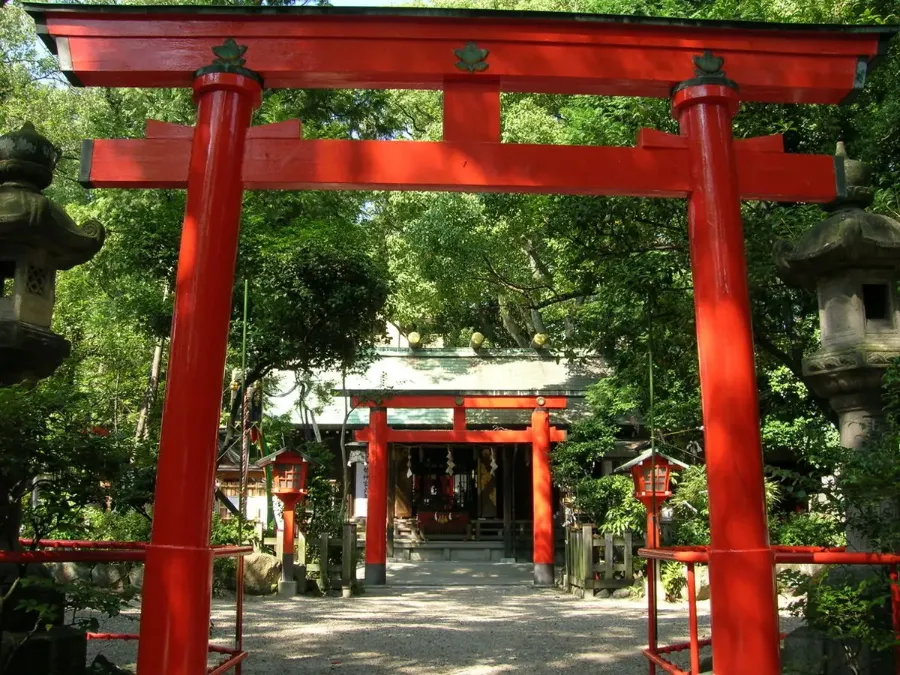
top-left (499, 296), bottom-right (530, 347)
top-left (339, 372), bottom-right (351, 521)
top-left (134, 337), bottom-right (165, 441)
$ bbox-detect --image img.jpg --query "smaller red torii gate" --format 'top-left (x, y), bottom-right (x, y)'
top-left (353, 394), bottom-right (567, 586)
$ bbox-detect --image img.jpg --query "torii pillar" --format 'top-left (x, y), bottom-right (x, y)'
top-left (365, 407), bottom-right (389, 585)
top-left (531, 406), bottom-right (554, 586)
top-left (137, 66), bottom-right (263, 675)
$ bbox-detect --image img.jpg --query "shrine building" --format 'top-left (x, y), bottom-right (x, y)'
top-left (267, 329), bottom-right (640, 576)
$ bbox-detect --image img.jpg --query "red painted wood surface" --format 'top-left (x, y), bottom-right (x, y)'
top-left (351, 395), bottom-right (567, 409)
top-left (444, 82), bottom-right (501, 143)
top-left (364, 408), bottom-right (388, 577)
top-left (674, 83), bottom-right (781, 675)
top-left (531, 408), bottom-right (553, 567)
top-left (83, 137), bottom-right (839, 202)
top-left (28, 5), bottom-right (888, 103)
top-left (135, 72), bottom-right (261, 675)
top-left (355, 427), bottom-right (566, 444)
top-left (453, 406), bottom-right (466, 430)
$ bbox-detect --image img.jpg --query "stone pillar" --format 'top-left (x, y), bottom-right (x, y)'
top-left (777, 144), bottom-right (900, 551)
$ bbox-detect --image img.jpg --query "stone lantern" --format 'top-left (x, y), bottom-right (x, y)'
top-left (775, 142), bottom-right (899, 675)
top-left (0, 122), bottom-right (104, 386)
top-left (776, 143), bottom-right (900, 455)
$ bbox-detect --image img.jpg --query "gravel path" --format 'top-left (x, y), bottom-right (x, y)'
top-left (86, 566), bottom-right (803, 674)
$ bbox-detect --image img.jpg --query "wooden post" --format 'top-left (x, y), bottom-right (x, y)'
top-left (342, 522), bottom-right (356, 598)
top-left (296, 529), bottom-right (307, 583)
top-left (604, 532), bottom-right (615, 582)
top-left (319, 531), bottom-right (330, 592)
top-left (582, 524), bottom-right (593, 594)
top-left (387, 447), bottom-right (396, 558)
top-left (624, 532), bottom-right (633, 584)
top-left (503, 445), bottom-right (513, 559)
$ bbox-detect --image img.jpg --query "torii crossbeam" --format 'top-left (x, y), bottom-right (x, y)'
top-left (23, 4), bottom-right (897, 675)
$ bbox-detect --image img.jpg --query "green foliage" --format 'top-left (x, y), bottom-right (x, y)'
top-left (0, 381), bottom-right (135, 545)
top-left (660, 561), bottom-right (687, 603)
top-left (771, 511), bottom-right (846, 548)
top-left (573, 475), bottom-right (645, 536)
top-left (298, 441), bottom-right (342, 568)
top-left (209, 513), bottom-right (250, 594)
top-left (669, 466), bottom-right (712, 547)
top-left (551, 416), bottom-right (619, 493)
top-left (784, 569), bottom-right (899, 655)
top-left (670, 465), bottom-right (783, 547)
top-left (18, 575), bottom-right (136, 634)
top-left (237, 220), bottom-right (389, 383)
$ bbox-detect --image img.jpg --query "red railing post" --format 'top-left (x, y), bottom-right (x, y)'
top-left (672, 68), bottom-right (781, 675)
top-left (686, 563), bottom-right (701, 675)
top-left (236, 553), bottom-right (245, 675)
top-left (135, 63), bottom-right (262, 675)
top-left (646, 510), bottom-right (658, 675)
top-left (890, 564), bottom-right (899, 675)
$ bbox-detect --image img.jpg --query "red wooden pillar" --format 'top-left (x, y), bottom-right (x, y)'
top-left (136, 68), bottom-right (261, 675)
top-left (365, 407), bottom-right (388, 585)
top-left (646, 507), bottom-right (660, 675)
top-left (279, 494), bottom-right (301, 584)
top-left (673, 76), bottom-right (780, 675)
top-left (531, 406), bottom-right (554, 585)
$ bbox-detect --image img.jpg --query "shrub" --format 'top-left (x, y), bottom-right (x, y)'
top-left (84, 507), bottom-right (152, 543)
top-left (784, 568), bottom-right (898, 657)
top-left (572, 475), bottom-right (645, 536)
top-left (209, 513), bottom-right (255, 594)
top-left (771, 511), bottom-right (845, 548)
top-left (660, 560), bottom-right (687, 602)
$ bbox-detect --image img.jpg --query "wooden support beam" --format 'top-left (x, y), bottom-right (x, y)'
top-left (453, 406), bottom-right (467, 430)
top-left (354, 427), bottom-right (566, 444)
top-left (81, 136), bottom-right (841, 202)
top-left (443, 81), bottom-right (501, 142)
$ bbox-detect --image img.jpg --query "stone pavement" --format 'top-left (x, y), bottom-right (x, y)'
top-left (86, 561), bottom-right (802, 674)
top-left (380, 561), bottom-right (534, 587)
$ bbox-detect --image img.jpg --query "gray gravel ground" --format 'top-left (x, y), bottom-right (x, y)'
top-left (86, 568), bottom-right (803, 674)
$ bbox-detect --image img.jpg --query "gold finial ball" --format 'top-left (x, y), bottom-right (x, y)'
top-left (408, 331), bottom-right (421, 346)
top-left (471, 332), bottom-right (485, 346)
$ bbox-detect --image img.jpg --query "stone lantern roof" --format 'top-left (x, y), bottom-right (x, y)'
top-left (0, 122), bottom-right (104, 268)
top-left (775, 143), bottom-right (900, 290)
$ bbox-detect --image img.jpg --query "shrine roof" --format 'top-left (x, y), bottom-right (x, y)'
top-left (267, 348), bottom-right (606, 429)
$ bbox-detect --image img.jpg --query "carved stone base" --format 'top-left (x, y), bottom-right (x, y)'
top-left (0, 320), bottom-right (70, 386)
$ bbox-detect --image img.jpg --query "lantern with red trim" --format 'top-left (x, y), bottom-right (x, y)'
top-left (618, 449), bottom-right (689, 510)
top-left (256, 448), bottom-right (310, 499)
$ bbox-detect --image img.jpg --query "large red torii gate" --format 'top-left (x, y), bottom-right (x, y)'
top-left (352, 394), bottom-right (567, 587)
top-left (23, 4), bottom-right (896, 675)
